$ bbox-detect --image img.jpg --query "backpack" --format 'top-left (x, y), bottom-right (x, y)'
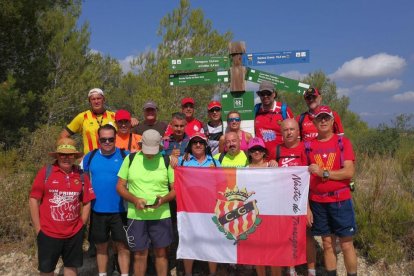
top-left (254, 102), bottom-right (288, 120)
top-left (275, 145), bottom-right (300, 163)
top-left (86, 148), bottom-right (127, 170)
top-left (304, 135), bottom-right (345, 167)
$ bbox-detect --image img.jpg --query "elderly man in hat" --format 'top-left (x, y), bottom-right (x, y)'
top-left (307, 106), bottom-right (357, 276)
top-left (29, 138), bottom-right (95, 276)
top-left (297, 87), bottom-right (344, 142)
top-left (117, 129), bottom-right (175, 276)
top-left (254, 80), bottom-right (294, 161)
top-left (132, 100), bottom-right (168, 137)
top-left (60, 88), bottom-right (138, 154)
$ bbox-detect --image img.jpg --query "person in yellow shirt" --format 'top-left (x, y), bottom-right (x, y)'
top-left (60, 88), bottom-right (138, 154)
top-left (115, 109), bottom-right (142, 153)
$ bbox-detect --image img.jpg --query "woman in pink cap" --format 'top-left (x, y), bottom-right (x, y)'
top-left (246, 137), bottom-right (278, 168)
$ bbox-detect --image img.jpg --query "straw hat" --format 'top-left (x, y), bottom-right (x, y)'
top-left (48, 138), bottom-right (83, 159)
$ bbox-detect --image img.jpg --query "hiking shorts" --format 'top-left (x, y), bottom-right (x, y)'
top-left (125, 218), bottom-right (173, 252)
top-left (310, 199), bottom-right (357, 237)
top-left (90, 211), bottom-right (128, 244)
top-left (37, 227), bottom-right (84, 273)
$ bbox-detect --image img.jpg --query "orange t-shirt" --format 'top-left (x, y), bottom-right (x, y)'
top-left (116, 133), bottom-right (142, 153)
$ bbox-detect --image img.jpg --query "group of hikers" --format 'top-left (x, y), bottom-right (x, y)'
top-left (29, 80), bottom-right (357, 276)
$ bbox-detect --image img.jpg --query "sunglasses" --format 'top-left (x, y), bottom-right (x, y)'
top-left (99, 137), bottom-right (115, 143)
top-left (190, 140), bottom-right (206, 145)
top-left (315, 114), bottom-right (332, 122)
top-left (116, 120), bottom-right (130, 125)
top-left (209, 107), bottom-right (221, 113)
top-left (249, 147), bottom-right (265, 153)
top-left (256, 91), bottom-right (273, 97)
top-left (228, 117), bottom-right (241, 122)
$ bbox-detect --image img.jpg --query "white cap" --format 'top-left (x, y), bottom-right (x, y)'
top-left (88, 88), bottom-right (104, 98)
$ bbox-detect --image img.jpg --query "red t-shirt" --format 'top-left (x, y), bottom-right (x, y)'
top-left (30, 164), bottom-right (95, 238)
top-left (254, 102), bottom-right (294, 160)
top-left (276, 142), bottom-right (308, 167)
top-left (297, 111), bottom-right (344, 142)
top-left (164, 118), bottom-right (203, 137)
top-left (308, 135), bottom-right (355, 203)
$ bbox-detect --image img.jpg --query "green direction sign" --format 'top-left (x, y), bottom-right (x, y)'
top-left (221, 91), bottom-right (255, 121)
top-left (169, 70), bottom-right (229, 86)
top-left (245, 67), bottom-right (310, 94)
top-left (169, 56), bottom-right (230, 71)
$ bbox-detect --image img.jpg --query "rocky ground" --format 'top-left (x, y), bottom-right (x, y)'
top-left (0, 237), bottom-right (412, 275)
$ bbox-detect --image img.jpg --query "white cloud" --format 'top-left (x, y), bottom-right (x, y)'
top-left (280, 70), bottom-right (307, 81)
top-left (337, 87), bottom-right (352, 97)
top-left (330, 53), bottom-right (406, 80)
top-left (88, 49), bottom-right (101, 55)
top-left (392, 91), bottom-right (414, 102)
top-left (118, 55), bottom-right (135, 73)
top-left (366, 79), bottom-right (402, 92)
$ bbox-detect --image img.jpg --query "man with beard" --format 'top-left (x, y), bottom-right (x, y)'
top-left (214, 132), bottom-right (248, 168)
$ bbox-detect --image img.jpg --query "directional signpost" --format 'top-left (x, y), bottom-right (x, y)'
top-left (246, 68), bottom-right (310, 94)
top-left (169, 56), bottom-right (230, 71)
top-left (242, 50), bottom-right (310, 66)
top-left (169, 70), bottom-right (229, 86)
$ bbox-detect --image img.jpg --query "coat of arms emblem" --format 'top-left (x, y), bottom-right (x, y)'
top-left (212, 186), bottom-right (261, 243)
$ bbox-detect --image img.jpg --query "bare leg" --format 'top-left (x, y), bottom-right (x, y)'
top-left (134, 249), bottom-right (148, 276)
top-left (322, 235), bottom-right (337, 271)
top-left (208, 262), bottom-right (217, 274)
top-left (40, 272), bottom-right (53, 276)
top-left (63, 267), bottom-right (77, 276)
top-left (115, 241), bottom-right (130, 275)
top-left (339, 236), bottom-right (357, 274)
top-left (96, 242), bottom-right (109, 273)
top-left (255, 265), bottom-right (266, 276)
top-left (154, 247), bottom-right (168, 276)
top-left (183, 259), bottom-right (194, 275)
top-left (270, 266), bottom-right (282, 276)
top-left (306, 231), bottom-right (316, 270)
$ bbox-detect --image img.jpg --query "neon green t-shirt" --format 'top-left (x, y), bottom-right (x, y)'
top-left (214, 151), bottom-right (248, 168)
top-left (118, 152), bottom-right (174, 220)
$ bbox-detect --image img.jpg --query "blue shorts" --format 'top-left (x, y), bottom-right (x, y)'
top-left (125, 218), bottom-right (173, 252)
top-left (310, 199), bottom-right (357, 237)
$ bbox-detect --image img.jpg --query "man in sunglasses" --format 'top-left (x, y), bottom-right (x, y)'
top-left (307, 106), bottom-right (357, 276)
top-left (203, 101), bottom-right (224, 155)
top-left (115, 109), bottom-right (142, 152)
top-left (254, 81), bottom-right (294, 161)
top-left (297, 87), bottom-right (344, 142)
top-left (83, 124), bottom-right (131, 276)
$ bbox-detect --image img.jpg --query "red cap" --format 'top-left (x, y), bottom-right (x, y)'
top-left (314, 106), bottom-right (333, 118)
top-left (208, 101), bottom-right (221, 110)
top-left (189, 132), bottom-right (207, 142)
top-left (115, 109), bottom-right (131, 121)
top-left (181, 97), bottom-right (195, 106)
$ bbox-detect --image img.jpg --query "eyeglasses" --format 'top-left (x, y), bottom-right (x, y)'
top-left (315, 115), bottom-right (332, 122)
top-left (116, 120), bottom-right (130, 125)
top-left (209, 107), bottom-right (221, 113)
top-left (256, 91), bottom-right (273, 97)
top-left (227, 117), bottom-right (241, 122)
top-left (99, 137), bottom-right (115, 143)
top-left (191, 140), bottom-right (206, 145)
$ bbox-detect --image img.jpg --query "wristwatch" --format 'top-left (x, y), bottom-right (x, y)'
top-left (322, 170), bottom-right (330, 180)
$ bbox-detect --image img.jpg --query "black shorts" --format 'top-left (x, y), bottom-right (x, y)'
top-left (37, 227), bottom-right (84, 273)
top-left (90, 211), bottom-right (128, 244)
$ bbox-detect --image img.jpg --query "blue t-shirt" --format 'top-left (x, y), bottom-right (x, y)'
top-left (83, 148), bottom-right (129, 213)
top-left (178, 154), bottom-right (221, 168)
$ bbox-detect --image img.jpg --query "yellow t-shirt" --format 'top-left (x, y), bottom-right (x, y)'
top-left (66, 110), bottom-right (116, 154)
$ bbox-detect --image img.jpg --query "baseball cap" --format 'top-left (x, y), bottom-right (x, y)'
top-left (257, 81), bottom-right (275, 92)
top-left (189, 132), bottom-right (207, 142)
top-left (115, 109), bottom-right (131, 121)
top-left (207, 101), bottom-right (222, 110)
top-left (141, 129), bottom-right (162, 155)
top-left (304, 87), bottom-right (321, 98)
top-left (88, 88), bottom-right (104, 98)
top-left (247, 137), bottom-right (266, 150)
top-left (143, 100), bottom-right (158, 110)
top-left (314, 105), bottom-right (333, 118)
top-left (181, 97), bottom-right (195, 106)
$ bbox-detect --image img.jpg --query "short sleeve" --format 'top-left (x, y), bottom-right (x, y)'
top-left (117, 154), bottom-right (131, 180)
top-left (66, 112), bottom-right (84, 134)
top-left (29, 167), bottom-right (47, 200)
top-left (82, 174), bottom-right (96, 204)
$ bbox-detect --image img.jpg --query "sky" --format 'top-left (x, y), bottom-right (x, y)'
top-left (78, 0), bottom-right (414, 127)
